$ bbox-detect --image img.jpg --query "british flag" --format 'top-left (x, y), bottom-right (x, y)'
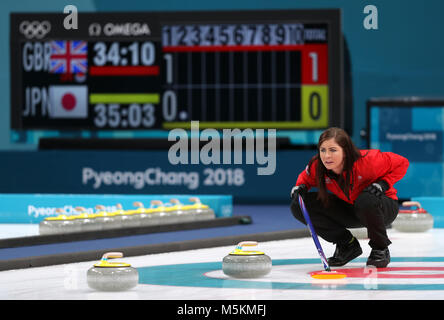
top-left (49, 40), bottom-right (87, 74)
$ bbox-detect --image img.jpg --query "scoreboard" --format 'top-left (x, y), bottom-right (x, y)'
top-left (10, 10), bottom-right (343, 131)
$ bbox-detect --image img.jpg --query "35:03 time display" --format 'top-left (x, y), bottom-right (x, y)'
top-left (93, 104), bottom-right (155, 128)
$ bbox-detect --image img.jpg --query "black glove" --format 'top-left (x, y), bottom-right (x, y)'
top-left (291, 184), bottom-right (307, 200)
top-left (363, 180), bottom-right (389, 198)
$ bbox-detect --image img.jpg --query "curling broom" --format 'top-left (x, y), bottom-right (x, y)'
top-left (297, 194), bottom-right (346, 279)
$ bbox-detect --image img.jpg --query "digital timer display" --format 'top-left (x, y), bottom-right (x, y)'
top-left (10, 10), bottom-right (343, 131)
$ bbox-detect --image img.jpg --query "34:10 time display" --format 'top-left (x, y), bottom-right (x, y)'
top-left (92, 41), bottom-right (156, 66)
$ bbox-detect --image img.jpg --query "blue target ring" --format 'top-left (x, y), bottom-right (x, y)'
top-left (138, 257), bottom-right (444, 291)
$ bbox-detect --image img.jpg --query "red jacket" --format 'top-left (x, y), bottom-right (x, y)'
top-left (296, 149), bottom-right (409, 204)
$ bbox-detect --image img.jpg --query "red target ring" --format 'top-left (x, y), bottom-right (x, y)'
top-left (323, 267), bottom-right (444, 278)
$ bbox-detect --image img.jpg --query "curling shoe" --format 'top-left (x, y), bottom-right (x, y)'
top-left (366, 247), bottom-right (390, 268)
top-left (327, 237), bottom-right (363, 267)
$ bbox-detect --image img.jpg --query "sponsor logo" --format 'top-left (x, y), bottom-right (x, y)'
top-left (88, 22), bottom-right (151, 37)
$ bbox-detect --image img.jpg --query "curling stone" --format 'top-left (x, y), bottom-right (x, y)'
top-left (162, 201), bottom-right (183, 224)
top-left (392, 201), bottom-right (434, 232)
top-left (115, 203), bottom-right (143, 228)
top-left (94, 205), bottom-right (120, 230)
top-left (87, 252), bottom-right (138, 291)
top-left (169, 199), bottom-right (195, 222)
top-left (150, 200), bottom-right (175, 225)
top-left (72, 207), bottom-right (97, 232)
top-left (188, 197), bottom-right (216, 221)
top-left (39, 216), bottom-right (59, 235)
top-left (222, 241), bottom-right (272, 278)
top-left (39, 209), bottom-right (78, 235)
top-left (110, 203), bottom-right (136, 228)
top-left (132, 201), bottom-right (160, 226)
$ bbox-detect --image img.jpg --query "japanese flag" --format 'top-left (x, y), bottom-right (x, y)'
top-left (49, 85), bottom-right (88, 118)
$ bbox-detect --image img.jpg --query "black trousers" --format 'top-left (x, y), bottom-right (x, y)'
top-left (290, 191), bottom-right (399, 249)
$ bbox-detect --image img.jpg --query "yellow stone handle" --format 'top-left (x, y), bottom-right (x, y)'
top-left (236, 241), bottom-right (258, 249)
top-left (95, 252), bottom-right (131, 268)
top-left (189, 197), bottom-right (201, 204)
top-left (102, 252), bottom-right (123, 260)
top-left (133, 201), bottom-right (144, 208)
top-left (151, 200), bottom-right (163, 206)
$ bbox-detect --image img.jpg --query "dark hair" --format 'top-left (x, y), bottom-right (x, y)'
top-left (312, 127), bottom-right (361, 207)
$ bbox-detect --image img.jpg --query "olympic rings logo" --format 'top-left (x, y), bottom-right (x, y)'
top-left (19, 20), bottom-right (51, 39)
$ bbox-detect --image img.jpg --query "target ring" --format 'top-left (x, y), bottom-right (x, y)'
top-left (327, 267), bottom-right (444, 279)
top-left (137, 257), bottom-right (444, 291)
